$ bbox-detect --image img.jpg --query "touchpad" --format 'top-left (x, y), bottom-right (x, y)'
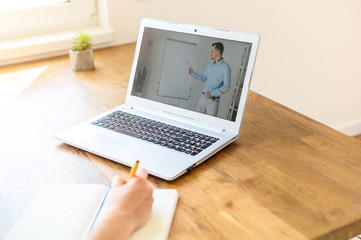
top-left (85, 134), bottom-right (131, 153)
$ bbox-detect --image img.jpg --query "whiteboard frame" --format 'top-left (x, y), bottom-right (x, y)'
top-left (157, 38), bottom-right (196, 100)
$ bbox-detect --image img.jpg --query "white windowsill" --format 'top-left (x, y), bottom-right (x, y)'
top-left (0, 26), bottom-right (115, 66)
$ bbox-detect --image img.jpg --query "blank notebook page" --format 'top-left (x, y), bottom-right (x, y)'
top-left (5, 185), bottom-right (179, 240)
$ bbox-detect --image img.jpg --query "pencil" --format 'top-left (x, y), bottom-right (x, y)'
top-left (128, 160), bottom-right (139, 181)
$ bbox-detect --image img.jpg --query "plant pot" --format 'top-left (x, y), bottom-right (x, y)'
top-left (69, 48), bottom-right (95, 71)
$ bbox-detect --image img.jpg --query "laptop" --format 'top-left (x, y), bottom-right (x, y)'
top-left (56, 18), bottom-right (260, 181)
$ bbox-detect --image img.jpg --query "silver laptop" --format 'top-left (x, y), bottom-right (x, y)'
top-left (56, 18), bottom-right (260, 181)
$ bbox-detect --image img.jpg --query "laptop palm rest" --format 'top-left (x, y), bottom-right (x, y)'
top-left (85, 134), bottom-right (131, 153)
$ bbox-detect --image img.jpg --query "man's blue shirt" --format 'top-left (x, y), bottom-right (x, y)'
top-left (191, 59), bottom-right (231, 97)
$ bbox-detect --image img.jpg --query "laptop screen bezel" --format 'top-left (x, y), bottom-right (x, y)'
top-left (125, 18), bottom-right (260, 134)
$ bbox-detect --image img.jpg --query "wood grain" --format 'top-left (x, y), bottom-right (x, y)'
top-left (355, 135), bottom-right (361, 141)
top-left (1, 43), bottom-right (361, 240)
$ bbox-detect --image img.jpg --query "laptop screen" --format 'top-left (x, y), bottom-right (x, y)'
top-left (131, 27), bottom-right (253, 122)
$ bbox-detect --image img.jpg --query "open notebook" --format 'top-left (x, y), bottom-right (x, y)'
top-left (5, 184), bottom-right (179, 240)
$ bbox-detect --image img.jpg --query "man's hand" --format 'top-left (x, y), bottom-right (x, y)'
top-left (204, 91), bottom-right (211, 99)
top-left (188, 67), bottom-right (193, 75)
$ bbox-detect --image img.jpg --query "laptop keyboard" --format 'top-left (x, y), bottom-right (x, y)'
top-left (91, 110), bottom-right (220, 156)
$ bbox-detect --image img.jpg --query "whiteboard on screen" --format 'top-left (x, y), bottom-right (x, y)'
top-left (158, 38), bottom-right (196, 100)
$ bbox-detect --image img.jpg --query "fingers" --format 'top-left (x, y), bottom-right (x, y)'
top-left (111, 168), bottom-right (148, 187)
top-left (111, 175), bottom-right (127, 187)
top-left (204, 91), bottom-right (211, 99)
top-left (136, 168), bottom-right (148, 179)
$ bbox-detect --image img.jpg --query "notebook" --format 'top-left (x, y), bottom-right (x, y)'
top-left (5, 184), bottom-right (179, 240)
top-left (56, 18), bottom-right (260, 180)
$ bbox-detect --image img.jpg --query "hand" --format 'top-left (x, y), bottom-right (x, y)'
top-left (188, 67), bottom-right (193, 75)
top-left (87, 168), bottom-right (154, 240)
top-left (204, 91), bottom-right (211, 99)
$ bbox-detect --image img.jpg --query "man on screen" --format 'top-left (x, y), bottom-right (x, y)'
top-left (188, 42), bottom-right (231, 117)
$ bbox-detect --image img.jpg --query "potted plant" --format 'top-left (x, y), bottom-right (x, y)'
top-left (69, 30), bottom-right (95, 71)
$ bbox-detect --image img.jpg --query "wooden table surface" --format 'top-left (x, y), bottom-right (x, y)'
top-left (1, 43), bottom-right (361, 240)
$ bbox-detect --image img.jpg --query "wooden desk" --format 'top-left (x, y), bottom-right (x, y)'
top-left (1, 44), bottom-right (361, 240)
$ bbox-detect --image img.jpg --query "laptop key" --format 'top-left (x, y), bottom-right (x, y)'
top-left (113, 128), bottom-right (141, 139)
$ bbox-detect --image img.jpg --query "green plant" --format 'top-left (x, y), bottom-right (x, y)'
top-left (71, 30), bottom-right (92, 51)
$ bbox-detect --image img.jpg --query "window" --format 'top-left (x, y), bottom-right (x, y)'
top-left (0, 0), bottom-right (67, 12)
top-left (0, 0), bottom-right (97, 40)
top-left (0, 0), bottom-right (114, 65)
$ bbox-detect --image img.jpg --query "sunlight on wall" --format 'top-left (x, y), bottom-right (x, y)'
top-left (0, 66), bottom-right (48, 110)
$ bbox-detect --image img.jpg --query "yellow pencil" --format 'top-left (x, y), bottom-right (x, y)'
top-left (128, 160), bottom-right (139, 181)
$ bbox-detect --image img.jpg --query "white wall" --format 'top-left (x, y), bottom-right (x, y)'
top-left (106, 0), bottom-right (361, 136)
